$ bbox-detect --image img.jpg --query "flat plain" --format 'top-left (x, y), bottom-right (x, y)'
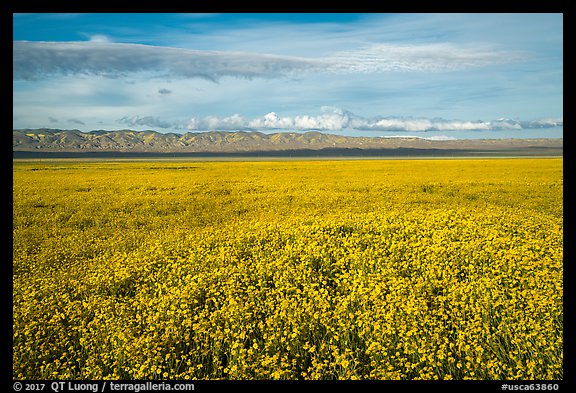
top-left (13, 158), bottom-right (563, 380)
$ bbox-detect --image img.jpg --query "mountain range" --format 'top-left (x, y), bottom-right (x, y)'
top-left (13, 129), bottom-right (563, 156)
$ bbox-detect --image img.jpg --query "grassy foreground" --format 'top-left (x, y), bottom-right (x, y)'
top-left (13, 159), bottom-right (563, 380)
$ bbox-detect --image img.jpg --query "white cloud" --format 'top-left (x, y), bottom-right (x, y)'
top-left (186, 118), bottom-right (199, 130)
top-left (328, 43), bottom-right (527, 73)
top-left (424, 135), bottom-right (457, 141)
top-left (248, 112), bottom-right (294, 129)
top-left (263, 112), bottom-right (281, 127)
top-left (383, 135), bottom-right (457, 141)
top-left (213, 114), bottom-right (246, 129)
top-left (88, 34), bottom-right (112, 43)
top-left (522, 117), bottom-right (563, 128)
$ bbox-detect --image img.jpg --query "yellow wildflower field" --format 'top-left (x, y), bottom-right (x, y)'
top-left (13, 158), bottom-right (562, 380)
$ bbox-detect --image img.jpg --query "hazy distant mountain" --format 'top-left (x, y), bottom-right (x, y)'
top-left (13, 129), bottom-right (563, 155)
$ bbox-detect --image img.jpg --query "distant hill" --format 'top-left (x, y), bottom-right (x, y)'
top-left (13, 129), bottom-right (563, 156)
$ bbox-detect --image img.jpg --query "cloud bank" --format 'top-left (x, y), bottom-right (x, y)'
top-left (13, 41), bottom-right (525, 81)
top-left (117, 108), bottom-right (562, 133)
top-left (13, 41), bottom-right (324, 81)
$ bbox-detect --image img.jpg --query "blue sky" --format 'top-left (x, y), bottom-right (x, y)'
top-left (13, 13), bottom-right (563, 139)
